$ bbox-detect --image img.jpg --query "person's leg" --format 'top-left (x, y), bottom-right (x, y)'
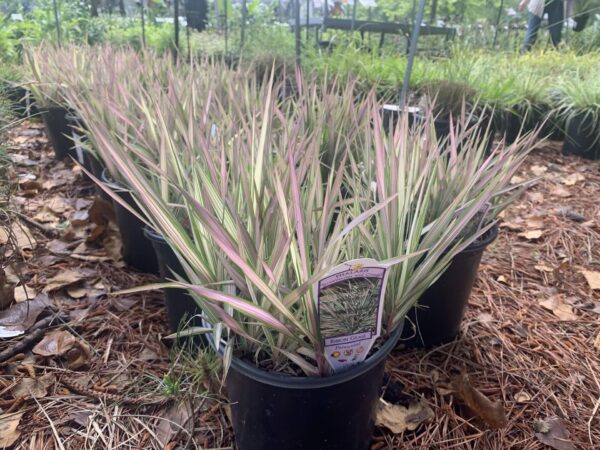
top-left (546, 0), bottom-right (564, 47)
top-left (523, 13), bottom-right (542, 51)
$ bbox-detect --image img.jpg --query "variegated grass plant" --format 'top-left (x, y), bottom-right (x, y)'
top-left (343, 109), bottom-right (537, 331)
top-left (73, 65), bottom-right (533, 377)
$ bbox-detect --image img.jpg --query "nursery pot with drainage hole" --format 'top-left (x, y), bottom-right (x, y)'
top-left (41, 106), bottom-right (76, 160)
top-left (562, 112), bottom-right (599, 160)
top-left (399, 224), bottom-right (498, 348)
top-left (226, 324), bottom-right (402, 450)
top-left (143, 227), bottom-right (205, 346)
top-left (100, 169), bottom-right (159, 274)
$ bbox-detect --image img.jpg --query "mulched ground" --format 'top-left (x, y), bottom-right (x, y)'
top-left (1, 120), bottom-right (599, 450)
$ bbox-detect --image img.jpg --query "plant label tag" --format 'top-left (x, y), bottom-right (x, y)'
top-left (316, 258), bottom-right (390, 372)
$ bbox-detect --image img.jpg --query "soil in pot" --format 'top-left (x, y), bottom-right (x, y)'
top-left (41, 106), bottom-right (76, 160)
top-left (144, 227), bottom-right (205, 346)
top-left (226, 325), bottom-right (402, 450)
top-left (101, 170), bottom-right (159, 274)
top-left (399, 225), bottom-right (498, 348)
top-left (562, 112), bottom-right (599, 160)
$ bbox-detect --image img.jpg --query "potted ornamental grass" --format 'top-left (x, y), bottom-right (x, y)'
top-left (25, 46), bottom-right (78, 160)
top-left (557, 71), bottom-right (600, 159)
top-left (75, 62), bottom-right (520, 449)
top-left (344, 109), bottom-right (535, 347)
top-left (369, 112), bottom-right (537, 347)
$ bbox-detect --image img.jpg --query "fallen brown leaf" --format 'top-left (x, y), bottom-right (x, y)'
top-left (451, 372), bottom-right (507, 429)
top-left (375, 398), bottom-right (434, 434)
top-left (594, 332), bottom-right (600, 351)
top-left (33, 330), bottom-right (78, 356)
top-left (43, 269), bottom-right (88, 293)
top-left (0, 411), bottom-right (24, 447)
top-left (11, 374), bottom-right (54, 399)
top-left (514, 391), bottom-right (531, 403)
top-left (89, 197), bottom-right (115, 226)
top-left (13, 285), bottom-right (36, 303)
top-left (518, 229), bottom-right (543, 240)
top-left (550, 185), bottom-right (571, 198)
top-left (581, 270), bottom-right (600, 290)
top-left (155, 401), bottom-right (193, 447)
top-left (561, 173), bottom-right (585, 186)
top-left (539, 296), bottom-right (578, 321)
top-left (0, 294), bottom-right (51, 338)
top-left (0, 269), bottom-right (15, 310)
top-left (534, 417), bottom-right (576, 450)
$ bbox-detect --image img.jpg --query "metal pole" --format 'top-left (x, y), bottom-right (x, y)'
top-left (399, 0), bottom-right (426, 107)
top-left (306, 0), bottom-right (310, 41)
top-left (294, 0), bottom-right (301, 64)
top-left (241, 0), bottom-right (247, 49)
top-left (52, 0), bottom-right (61, 47)
top-left (174, 0), bottom-right (180, 58)
top-left (140, 0), bottom-right (146, 48)
top-left (492, 0), bottom-right (504, 48)
top-left (224, 0), bottom-right (228, 55)
top-left (351, 0), bottom-right (357, 31)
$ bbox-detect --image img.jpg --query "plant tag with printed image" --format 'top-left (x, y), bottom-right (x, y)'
top-left (316, 258), bottom-right (390, 372)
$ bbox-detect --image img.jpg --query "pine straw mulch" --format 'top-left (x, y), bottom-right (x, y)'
top-left (0, 120), bottom-right (598, 450)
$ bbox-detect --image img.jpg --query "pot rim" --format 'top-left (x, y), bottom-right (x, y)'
top-left (227, 324), bottom-right (402, 389)
top-left (461, 222), bottom-right (499, 254)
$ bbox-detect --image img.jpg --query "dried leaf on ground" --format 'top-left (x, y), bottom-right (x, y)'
top-left (530, 165), bottom-right (548, 176)
top-left (33, 330), bottom-right (77, 356)
top-left (539, 296), bottom-right (578, 321)
top-left (0, 294), bottom-right (51, 337)
top-left (375, 398), bottom-right (434, 433)
top-left (0, 269), bottom-right (15, 310)
top-left (533, 417), bottom-right (576, 450)
top-left (43, 269), bottom-right (88, 293)
top-left (89, 197), bottom-right (115, 226)
top-left (11, 374), bottom-right (55, 399)
top-left (9, 222), bottom-right (35, 251)
top-left (518, 229), bottom-right (544, 240)
top-left (14, 285), bottom-right (36, 303)
top-left (155, 401), bottom-right (193, 447)
top-left (550, 185), bottom-right (572, 198)
top-left (594, 332), bottom-right (600, 351)
top-left (66, 285), bottom-right (88, 299)
top-left (581, 270), bottom-right (600, 290)
top-left (0, 411), bottom-right (23, 447)
top-left (562, 173), bottom-right (585, 186)
top-left (514, 391), bottom-right (531, 403)
top-left (451, 372), bottom-right (507, 429)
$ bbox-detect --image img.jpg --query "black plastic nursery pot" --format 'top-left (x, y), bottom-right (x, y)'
top-left (65, 113), bottom-right (94, 182)
top-left (143, 227), bottom-right (205, 346)
top-left (400, 225), bottom-right (498, 348)
top-left (101, 169), bottom-right (159, 274)
top-left (562, 112), bottom-right (599, 160)
top-left (382, 104), bottom-right (420, 132)
top-left (502, 105), bottom-right (542, 144)
top-left (41, 106), bottom-right (76, 160)
top-left (428, 112), bottom-right (496, 154)
top-left (3, 85), bottom-right (38, 118)
top-left (226, 325), bottom-right (402, 450)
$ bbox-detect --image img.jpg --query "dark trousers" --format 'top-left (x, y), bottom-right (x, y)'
top-left (523, 0), bottom-right (564, 50)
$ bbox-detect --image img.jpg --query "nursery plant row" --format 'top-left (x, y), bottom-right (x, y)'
top-left (2, 44), bottom-right (543, 450)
